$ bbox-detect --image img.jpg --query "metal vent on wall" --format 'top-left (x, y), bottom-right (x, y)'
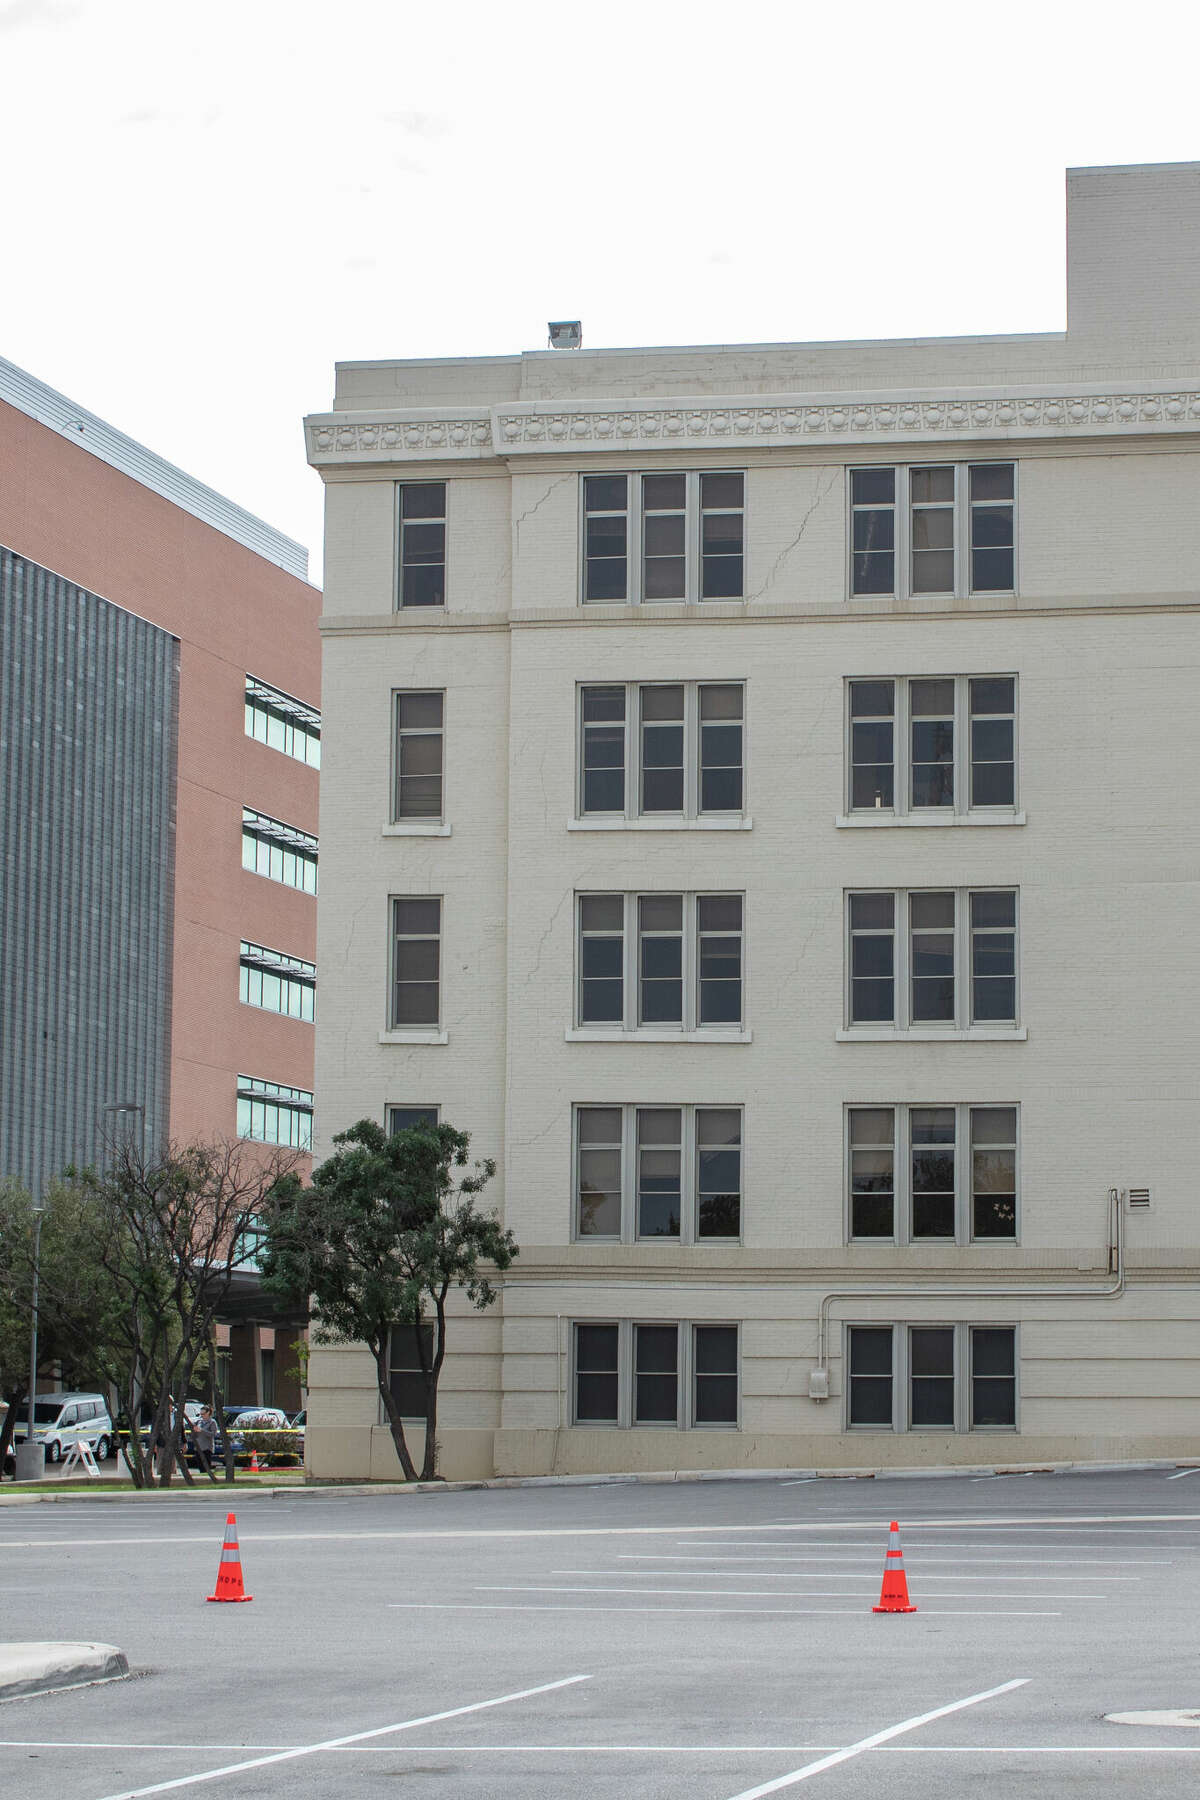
top-left (1127, 1188), bottom-right (1151, 1210)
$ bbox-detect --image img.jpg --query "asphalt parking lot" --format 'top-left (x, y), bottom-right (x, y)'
top-left (4, 1468), bottom-right (1200, 1797)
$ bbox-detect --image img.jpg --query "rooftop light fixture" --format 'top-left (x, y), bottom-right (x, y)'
top-left (547, 320), bottom-right (582, 350)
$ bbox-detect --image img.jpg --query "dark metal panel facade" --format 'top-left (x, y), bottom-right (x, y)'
top-left (1, 545), bottom-right (179, 1195)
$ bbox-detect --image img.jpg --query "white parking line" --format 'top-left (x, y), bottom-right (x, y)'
top-left (624, 1553), bottom-right (1167, 1565)
top-left (389, 1602), bottom-right (1063, 1616)
top-left (88, 1674), bottom-right (592, 1800)
top-left (1165, 1469), bottom-right (1200, 1481)
top-left (720, 1677), bottom-right (1029, 1798)
top-left (477, 1583), bottom-right (1106, 1601)
top-left (557, 1569), bottom-right (1135, 1583)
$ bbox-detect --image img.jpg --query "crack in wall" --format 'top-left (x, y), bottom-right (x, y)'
top-left (512, 473), bottom-right (572, 551)
top-left (747, 469), bottom-right (839, 602)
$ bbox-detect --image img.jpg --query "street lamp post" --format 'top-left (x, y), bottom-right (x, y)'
top-left (13, 1198), bottom-right (46, 1483)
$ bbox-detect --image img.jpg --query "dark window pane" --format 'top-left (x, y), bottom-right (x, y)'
top-left (851, 1192), bottom-right (894, 1237)
top-left (641, 686), bottom-right (684, 720)
top-left (586, 514), bottom-right (627, 554)
top-left (403, 522), bottom-right (444, 561)
top-left (392, 982), bottom-right (438, 1025)
top-left (701, 767), bottom-right (743, 812)
top-left (852, 765), bottom-right (894, 808)
top-left (852, 936), bottom-right (894, 978)
top-left (973, 979), bottom-right (1016, 1021)
top-left (911, 467), bottom-right (954, 503)
top-left (388, 1107), bottom-right (438, 1134)
top-left (971, 891), bottom-right (1016, 928)
top-left (402, 564), bottom-right (444, 607)
top-left (911, 1379), bottom-right (955, 1426)
top-left (971, 718), bottom-right (1013, 763)
top-left (644, 514), bottom-right (686, 556)
top-left (576, 1373), bottom-right (618, 1421)
top-left (971, 763), bottom-right (1014, 807)
top-left (701, 555), bottom-right (743, 598)
top-left (584, 476), bottom-right (627, 511)
top-left (635, 1326), bottom-right (678, 1423)
top-left (850, 892), bottom-right (894, 930)
top-left (585, 559), bottom-right (628, 601)
top-left (643, 474), bottom-right (685, 510)
top-left (700, 684), bottom-right (743, 720)
top-left (971, 507), bottom-right (1014, 548)
top-left (852, 552), bottom-right (894, 594)
top-left (850, 1328), bottom-right (893, 1376)
top-left (973, 1327), bottom-right (1015, 1377)
top-left (581, 894), bottom-right (623, 931)
top-left (972, 547), bottom-right (1014, 591)
top-left (970, 676), bottom-right (1014, 715)
top-left (974, 1192), bottom-right (1016, 1238)
top-left (644, 557), bottom-right (686, 599)
top-left (850, 680), bottom-right (894, 718)
top-left (398, 692), bottom-right (443, 729)
top-left (583, 686), bottom-right (626, 722)
top-left (394, 898), bottom-right (441, 934)
top-left (852, 978), bottom-right (894, 1022)
top-left (584, 726), bottom-right (625, 769)
top-left (584, 769), bottom-right (625, 812)
top-left (969, 464), bottom-right (1014, 501)
top-left (851, 469), bottom-right (895, 504)
top-left (852, 509), bottom-right (896, 551)
top-left (401, 484), bottom-right (445, 520)
top-left (700, 473), bottom-right (744, 509)
top-left (852, 720), bottom-right (894, 764)
top-left (642, 768), bottom-right (684, 812)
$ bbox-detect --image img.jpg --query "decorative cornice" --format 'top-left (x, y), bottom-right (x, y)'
top-left (306, 381), bottom-right (1200, 467)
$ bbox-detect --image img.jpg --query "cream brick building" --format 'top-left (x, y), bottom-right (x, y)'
top-left (304, 161), bottom-right (1200, 1480)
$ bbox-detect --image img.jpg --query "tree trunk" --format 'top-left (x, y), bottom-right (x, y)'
top-left (419, 1297), bottom-right (447, 1481)
top-left (0, 1386), bottom-right (23, 1480)
top-left (374, 1342), bottom-right (418, 1481)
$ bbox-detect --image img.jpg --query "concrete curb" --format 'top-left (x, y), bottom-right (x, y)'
top-left (3, 1455), bottom-right (1197, 1505)
top-left (0, 1642), bottom-right (129, 1701)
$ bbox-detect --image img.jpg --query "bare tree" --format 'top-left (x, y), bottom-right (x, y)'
top-left (70, 1137), bottom-right (301, 1487)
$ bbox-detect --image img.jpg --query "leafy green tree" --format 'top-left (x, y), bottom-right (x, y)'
top-left (261, 1119), bottom-right (516, 1481)
top-left (0, 1180), bottom-right (119, 1476)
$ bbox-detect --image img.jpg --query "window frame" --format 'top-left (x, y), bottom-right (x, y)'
top-left (579, 472), bottom-right (746, 606)
top-left (846, 462), bottom-right (1017, 601)
top-left (389, 895), bottom-right (443, 1030)
top-left (843, 674), bottom-right (1018, 820)
top-left (239, 940), bottom-right (316, 1022)
top-left (843, 887), bottom-right (1019, 1032)
top-left (241, 808), bottom-right (318, 894)
top-left (574, 891), bottom-right (745, 1034)
top-left (386, 1104), bottom-right (440, 1135)
top-left (844, 1102), bottom-right (1020, 1246)
top-left (572, 1103), bottom-right (744, 1246)
top-left (845, 1322), bottom-right (1018, 1432)
top-left (570, 1319), bottom-right (741, 1429)
top-left (245, 675), bottom-right (321, 768)
top-left (387, 1320), bottom-right (435, 1422)
top-left (576, 680), bottom-right (747, 823)
top-left (236, 1075), bottom-right (313, 1151)
top-left (391, 688), bottom-right (446, 824)
top-left (395, 481), bottom-right (447, 611)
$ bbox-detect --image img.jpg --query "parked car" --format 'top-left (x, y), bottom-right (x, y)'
top-left (11, 1393), bottom-right (114, 1463)
top-left (228, 1406), bottom-right (299, 1464)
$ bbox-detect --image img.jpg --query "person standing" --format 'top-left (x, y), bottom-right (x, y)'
top-left (193, 1405), bottom-right (219, 1481)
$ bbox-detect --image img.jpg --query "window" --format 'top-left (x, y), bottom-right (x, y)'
top-left (846, 889), bottom-right (1017, 1029)
top-left (576, 893), bottom-right (744, 1031)
top-left (572, 1321), bottom-right (739, 1427)
top-left (236, 1076), bottom-right (313, 1150)
top-left (387, 1105), bottom-right (439, 1135)
top-left (847, 1324), bottom-right (1017, 1430)
top-left (239, 942), bottom-right (315, 1021)
top-left (582, 473), bottom-right (744, 604)
top-left (579, 681), bottom-right (745, 820)
top-left (846, 1104), bottom-right (1018, 1243)
top-left (245, 676), bottom-right (321, 768)
top-left (391, 898), bottom-right (441, 1027)
top-left (849, 463), bottom-right (1015, 598)
top-left (388, 1321), bottom-right (434, 1420)
top-left (846, 675), bottom-right (1016, 816)
top-left (574, 1104), bottom-right (742, 1242)
top-left (393, 691), bottom-right (444, 820)
top-left (242, 809), bottom-right (318, 894)
top-left (397, 482), bottom-right (446, 608)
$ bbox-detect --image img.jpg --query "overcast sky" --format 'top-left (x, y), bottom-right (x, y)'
top-left (3, 0), bottom-right (1197, 583)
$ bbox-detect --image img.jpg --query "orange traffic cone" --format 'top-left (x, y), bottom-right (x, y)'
top-left (249, 1448), bottom-right (260, 1472)
top-left (207, 1512), bottom-right (253, 1603)
top-left (872, 1520), bottom-right (916, 1613)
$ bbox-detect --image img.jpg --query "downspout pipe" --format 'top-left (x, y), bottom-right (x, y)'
top-left (815, 1187), bottom-right (1125, 1379)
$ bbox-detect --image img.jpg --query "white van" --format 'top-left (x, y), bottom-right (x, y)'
top-left (11, 1393), bottom-right (114, 1463)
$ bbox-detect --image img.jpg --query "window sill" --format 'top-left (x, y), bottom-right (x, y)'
top-left (378, 1029), bottom-right (449, 1045)
top-left (566, 1028), bottom-right (752, 1044)
top-left (568, 816), bottom-right (753, 832)
top-left (835, 812), bottom-right (1025, 828)
top-left (836, 1027), bottom-right (1027, 1042)
top-left (381, 823), bottom-right (452, 837)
